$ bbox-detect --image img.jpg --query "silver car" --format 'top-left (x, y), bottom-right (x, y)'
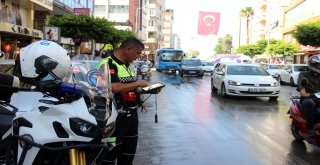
top-left (180, 58), bottom-right (204, 77)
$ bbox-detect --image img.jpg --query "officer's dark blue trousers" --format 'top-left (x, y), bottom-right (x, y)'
top-left (103, 111), bottom-right (138, 165)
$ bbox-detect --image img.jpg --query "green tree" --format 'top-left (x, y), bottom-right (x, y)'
top-left (240, 7), bottom-right (254, 44)
top-left (107, 29), bottom-right (136, 52)
top-left (234, 44), bottom-right (262, 58)
top-left (292, 22), bottom-right (320, 47)
top-left (267, 42), bottom-right (298, 56)
top-left (47, 14), bottom-right (136, 54)
top-left (214, 34), bottom-right (233, 54)
top-left (214, 38), bottom-right (223, 54)
top-left (186, 49), bottom-right (200, 58)
top-left (47, 14), bottom-right (115, 44)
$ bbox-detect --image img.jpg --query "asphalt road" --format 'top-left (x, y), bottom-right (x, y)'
top-left (133, 71), bottom-right (320, 165)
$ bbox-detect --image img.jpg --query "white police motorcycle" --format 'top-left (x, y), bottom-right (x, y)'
top-left (0, 40), bottom-right (117, 165)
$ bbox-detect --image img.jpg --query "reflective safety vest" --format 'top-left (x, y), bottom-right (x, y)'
top-left (97, 57), bottom-right (140, 108)
top-left (96, 57), bottom-right (135, 83)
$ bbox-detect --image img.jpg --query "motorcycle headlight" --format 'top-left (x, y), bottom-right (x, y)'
top-left (228, 80), bottom-right (241, 86)
top-left (70, 118), bottom-right (99, 138)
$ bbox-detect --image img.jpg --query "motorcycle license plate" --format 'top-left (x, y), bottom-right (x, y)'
top-left (248, 88), bottom-right (266, 92)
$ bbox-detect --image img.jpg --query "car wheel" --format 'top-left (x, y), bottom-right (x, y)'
top-left (220, 84), bottom-right (228, 98)
top-left (290, 77), bottom-right (295, 87)
top-left (291, 122), bottom-right (303, 141)
top-left (279, 76), bottom-right (284, 85)
top-left (211, 79), bottom-right (217, 92)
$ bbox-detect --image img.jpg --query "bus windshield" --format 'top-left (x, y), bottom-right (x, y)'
top-left (159, 51), bottom-right (183, 62)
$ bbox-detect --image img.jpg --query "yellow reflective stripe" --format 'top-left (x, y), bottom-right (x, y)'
top-left (108, 137), bottom-right (117, 147)
top-left (96, 57), bottom-right (134, 78)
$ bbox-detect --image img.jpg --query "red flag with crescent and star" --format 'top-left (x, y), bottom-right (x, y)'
top-left (198, 11), bottom-right (220, 35)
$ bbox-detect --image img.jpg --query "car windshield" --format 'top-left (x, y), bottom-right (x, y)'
top-left (268, 65), bottom-right (282, 69)
top-left (183, 59), bottom-right (202, 66)
top-left (294, 65), bottom-right (309, 72)
top-left (227, 65), bottom-right (269, 75)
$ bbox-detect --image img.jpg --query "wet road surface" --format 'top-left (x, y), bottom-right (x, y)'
top-left (133, 71), bottom-right (320, 165)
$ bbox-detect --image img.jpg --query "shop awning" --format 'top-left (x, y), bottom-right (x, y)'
top-left (0, 22), bottom-right (43, 39)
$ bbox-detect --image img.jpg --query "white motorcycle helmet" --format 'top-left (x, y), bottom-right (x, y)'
top-left (19, 40), bottom-right (71, 81)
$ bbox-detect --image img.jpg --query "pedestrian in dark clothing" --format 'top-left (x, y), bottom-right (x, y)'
top-left (96, 38), bottom-right (148, 165)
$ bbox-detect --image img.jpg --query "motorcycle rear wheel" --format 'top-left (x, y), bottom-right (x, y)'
top-left (291, 122), bottom-right (303, 141)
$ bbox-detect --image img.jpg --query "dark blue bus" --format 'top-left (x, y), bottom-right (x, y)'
top-left (155, 48), bottom-right (184, 73)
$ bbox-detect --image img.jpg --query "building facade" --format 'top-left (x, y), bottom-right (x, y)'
top-left (283, 0), bottom-right (320, 64)
top-left (162, 9), bottom-right (173, 48)
top-left (0, 0), bottom-right (48, 60)
top-left (0, 0), bottom-right (93, 60)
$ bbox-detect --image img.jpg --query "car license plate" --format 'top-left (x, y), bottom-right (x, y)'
top-left (248, 88), bottom-right (266, 92)
top-left (189, 71), bottom-right (196, 73)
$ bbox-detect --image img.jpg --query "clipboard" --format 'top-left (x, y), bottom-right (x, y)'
top-left (141, 83), bottom-right (165, 94)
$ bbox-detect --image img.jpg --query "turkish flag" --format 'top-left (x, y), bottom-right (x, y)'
top-left (198, 11), bottom-right (220, 35)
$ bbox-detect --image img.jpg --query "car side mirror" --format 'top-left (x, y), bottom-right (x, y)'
top-left (0, 51), bottom-right (4, 58)
top-left (301, 78), bottom-right (309, 88)
top-left (216, 71), bottom-right (224, 75)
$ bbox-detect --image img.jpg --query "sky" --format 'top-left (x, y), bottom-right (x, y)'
top-left (165, 0), bottom-right (255, 59)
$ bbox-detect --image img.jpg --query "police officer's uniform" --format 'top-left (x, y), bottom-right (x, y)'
top-left (97, 55), bottom-right (141, 165)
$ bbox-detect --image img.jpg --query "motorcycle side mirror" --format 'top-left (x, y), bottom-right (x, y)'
top-left (301, 78), bottom-right (309, 88)
top-left (0, 51), bottom-right (4, 58)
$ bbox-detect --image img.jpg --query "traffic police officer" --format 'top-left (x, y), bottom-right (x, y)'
top-left (96, 38), bottom-right (148, 165)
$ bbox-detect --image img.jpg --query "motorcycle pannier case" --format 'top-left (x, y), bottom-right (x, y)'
top-left (0, 73), bottom-right (19, 138)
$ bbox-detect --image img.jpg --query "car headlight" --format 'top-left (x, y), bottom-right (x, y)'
top-left (70, 118), bottom-right (99, 138)
top-left (228, 80), bottom-right (241, 86)
top-left (271, 82), bottom-right (280, 87)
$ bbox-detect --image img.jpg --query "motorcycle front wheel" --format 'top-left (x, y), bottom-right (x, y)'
top-left (291, 122), bottom-right (303, 141)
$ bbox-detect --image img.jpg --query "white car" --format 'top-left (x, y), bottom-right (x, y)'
top-left (259, 63), bottom-right (283, 81)
top-left (279, 64), bottom-right (308, 86)
top-left (211, 63), bottom-right (280, 100)
top-left (202, 61), bottom-right (215, 75)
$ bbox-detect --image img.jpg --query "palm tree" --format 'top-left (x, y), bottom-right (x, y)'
top-left (240, 7), bottom-right (254, 45)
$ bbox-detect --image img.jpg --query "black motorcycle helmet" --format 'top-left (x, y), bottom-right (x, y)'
top-left (308, 54), bottom-right (320, 74)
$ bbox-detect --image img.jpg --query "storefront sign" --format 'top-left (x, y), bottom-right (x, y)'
top-left (32, 31), bottom-right (41, 38)
top-left (74, 8), bottom-right (90, 16)
top-left (12, 25), bottom-right (30, 35)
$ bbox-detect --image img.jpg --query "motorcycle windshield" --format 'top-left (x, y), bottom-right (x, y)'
top-left (72, 62), bottom-right (112, 122)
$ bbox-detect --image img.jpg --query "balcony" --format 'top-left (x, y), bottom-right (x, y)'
top-left (147, 26), bottom-right (157, 32)
top-left (146, 38), bottom-right (156, 43)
